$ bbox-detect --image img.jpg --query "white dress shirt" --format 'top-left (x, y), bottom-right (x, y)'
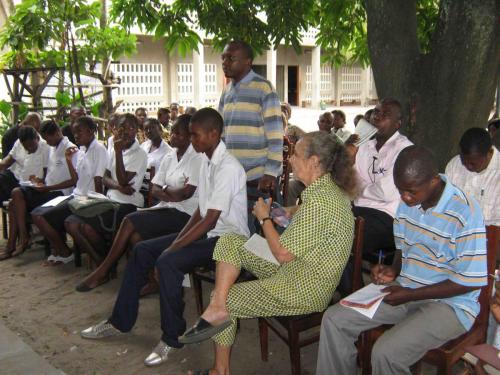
top-left (354, 131), bottom-right (413, 217)
top-left (106, 136), bottom-right (114, 158)
top-left (9, 137), bottom-right (50, 181)
top-left (445, 147), bottom-right (499, 225)
top-left (140, 139), bottom-right (172, 172)
top-left (333, 127), bottom-right (352, 143)
top-left (151, 144), bottom-right (202, 215)
top-left (106, 140), bottom-right (148, 207)
top-left (45, 136), bottom-right (78, 195)
top-left (73, 138), bottom-right (108, 197)
top-left (198, 141), bottom-right (250, 238)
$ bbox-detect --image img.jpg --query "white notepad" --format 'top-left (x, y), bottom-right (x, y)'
top-left (243, 234), bottom-right (280, 266)
top-left (340, 283), bottom-right (389, 319)
top-left (41, 195), bottom-right (71, 207)
top-left (354, 118), bottom-right (378, 147)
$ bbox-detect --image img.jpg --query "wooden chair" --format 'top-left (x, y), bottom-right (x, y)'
top-left (258, 216), bottom-right (365, 375)
top-left (359, 225), bottom-right (499, 375)
top-left (280, 141), bottom-right (294, 204)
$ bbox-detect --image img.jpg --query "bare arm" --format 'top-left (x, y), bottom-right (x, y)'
top-left (0, 155), bottom-right (15, 171)
top-left (151, 183), bottom-right (197, 203)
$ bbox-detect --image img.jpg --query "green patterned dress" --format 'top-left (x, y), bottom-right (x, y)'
top-left (212, 173), bottom-right (354, 346)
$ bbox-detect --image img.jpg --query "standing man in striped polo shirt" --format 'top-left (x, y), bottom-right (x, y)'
top-left (317, 146), bottom-right (488, 375)
top-left (218, 41), bottom-right (283, 231)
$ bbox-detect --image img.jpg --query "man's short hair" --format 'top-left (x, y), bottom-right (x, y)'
top-left (394, 145), bottom-right (437, 185)
top-left (380, 98), bottom-right (403, 120)
top-left (459, 127), bottom-right (492, 155)
top-left (173, 114), bottom-right (192, 133)
top-left (191, 108), bottom-right (223, 134)
top-left (18, 125), bottom-right (38, 142)
top-left (144, 117), bottom-right (161, 129)
top-left (135, 107), bottom-right (147, 115)
top-left (118, 113), bottom-right (139, 129)
top-left (331, 110), bottom-right (346, 122)
top-left (157, 107), bottom-right (170, 116)
top-left (40, 120), bottom-right (60, 136)
top-left (75, 116), bottom-right (97, 132)
top-left (228, 40), bottom-right (254, 61)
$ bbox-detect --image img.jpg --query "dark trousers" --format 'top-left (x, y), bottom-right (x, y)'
top-left (0, 170), bottom-right (19, 202)
top-left (339, 206), bottom-right (395, 295)
top-left (108, 233), bottom-right (219, 348)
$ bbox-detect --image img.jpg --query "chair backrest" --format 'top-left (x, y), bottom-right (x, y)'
top-left (477, 225), bottom-right (499, 326)
top-left (351, 216), bottom-right (365, 293)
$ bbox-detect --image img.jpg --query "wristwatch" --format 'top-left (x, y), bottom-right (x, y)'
top-left (259, 217), bottom-right (272, 226)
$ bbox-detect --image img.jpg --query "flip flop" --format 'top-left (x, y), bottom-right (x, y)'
top-left (11, 238), bottom-right (31, 257)
top-left (52, 253), bottom-right (74, 266)
top-left (178, 317), bottom-right (232, 345)
top-left (42, 255), bottom-right (58, 267)
top-left (75, 276), bottom-right (109, 292)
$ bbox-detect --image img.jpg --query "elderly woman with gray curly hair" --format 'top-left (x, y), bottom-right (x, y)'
top-left (180, 131), bottom-right (358, 375)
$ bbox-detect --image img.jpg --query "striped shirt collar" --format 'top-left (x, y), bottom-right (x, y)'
top-left (232, 69), bottom-right (256, 88)
top-left (415, 174), bottom-right (455, 214)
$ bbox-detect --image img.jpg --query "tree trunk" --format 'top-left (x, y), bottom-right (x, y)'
top-left (100, 0), bottom-right (113, 121)
top-left (366, 0), bottom-right (499, 170)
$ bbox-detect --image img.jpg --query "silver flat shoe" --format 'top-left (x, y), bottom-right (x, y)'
top-left (81, 320), bottom-right (121, 339)
top-left (144, 340), bottom-right (178, 367)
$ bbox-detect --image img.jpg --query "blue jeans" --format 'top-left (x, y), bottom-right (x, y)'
top-left (108, 233), bottom-right (219, 347)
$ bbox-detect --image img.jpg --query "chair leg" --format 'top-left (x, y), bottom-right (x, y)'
top-left (288, 325), bottom-right (301, 375)
top-left (43, 239), bottom-right (50, 257)
top-left (411, 360), bottom-right (422, 375)
top-left (360, 332), bottom-right (373, 375)
top-left (192, 274), bottom-right (204, 315)
top-left (258, 318), bottom-right (269, 361)
top-left (2, 209), bottom-right (8, 240)
top-left (74, 244), bottom-right (82, 267)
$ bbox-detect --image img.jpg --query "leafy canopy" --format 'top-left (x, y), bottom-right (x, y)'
top-left (0, 0), bottom-right (137, 70)
top-left (110, 0), bottom-right (439, 65)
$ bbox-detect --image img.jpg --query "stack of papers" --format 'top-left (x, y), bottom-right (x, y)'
top-left (354, 118), bottom-right (378, 147)
top-left (340, 283), bottom-right (389, 318)
top-left (243, 234), bottom-right (280, 266)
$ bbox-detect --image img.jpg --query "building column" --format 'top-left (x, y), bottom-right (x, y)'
top-left (192, 43), bottom-right (205, 107)
top-left (335, 67), bottom-right (342, 106)
top-left (311, 46), bottom-right (321, 108)
top-left (360, 66), bottom-right (371, 106)
top-left (266, 49), bottom-right (277, 88)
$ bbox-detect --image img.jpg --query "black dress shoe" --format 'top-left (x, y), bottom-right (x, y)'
top-left (178, 317), bottom-right (232, 344)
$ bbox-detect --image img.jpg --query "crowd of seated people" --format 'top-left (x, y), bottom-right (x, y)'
top-left (0, 96), bottom-right (498, 375)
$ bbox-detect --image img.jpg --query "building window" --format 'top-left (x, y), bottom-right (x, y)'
top-left (112, 63), bottom-right (163, 113)
top-left (320, 65), bottom-right (332, 101)
top-left (341, 66), bottom-right (362, 102)
top-left (177, 63), bottom-right (194, 106)
top-left (204, 63), bottom-right (217, 106)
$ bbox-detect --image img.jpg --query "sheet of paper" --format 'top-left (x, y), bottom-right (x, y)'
top-left (243, 234), bottom-right (280, 266)
top-left (354, 118), bottom-right (378, 147)
top-left (41, 195), bottom-right (71, 207)
top-left (340, 283), bottom-right (390, 318)
top-left (345, 297), bottom-right (385, 319)
top-left (19, 181), bottom-right (35, 187)
top-left (86, 191), bottom-right (108, 200)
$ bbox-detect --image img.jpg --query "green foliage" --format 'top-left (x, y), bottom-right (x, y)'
top-left (0, 100), bottom-right (28, 137)
top-left (55, 91), bottom-right (72, 107)
top-left (110, 0), bottom-right (439, 65)
top-left (0, 0), bottom-right (137, 69)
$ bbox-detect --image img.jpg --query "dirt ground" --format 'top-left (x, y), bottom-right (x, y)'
top-left (0, 232), bottom-right (320, 375)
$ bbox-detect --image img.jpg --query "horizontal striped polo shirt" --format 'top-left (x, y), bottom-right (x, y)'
top-left (394, 174), bottom-right (487, 330)
top-left (218, 70), bottom-right (283, 181)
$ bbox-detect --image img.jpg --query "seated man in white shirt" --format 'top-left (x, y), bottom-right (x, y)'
top-left (340, 98), bottom-right (413, 292)
top-left (81, 108), bottom-right (249, 368)
top-left (445, 127), bottom-right (499, 225)
top-left (32, 117), bottom-right (108, 265)
top-left (2, 121), bottom-right (78, 260)
top-left (332, 109), bottom-right (352, 142)
top-left (75, 114), bottom-right (202, 292)
top-left (64, 113), bottom-right (147, 266)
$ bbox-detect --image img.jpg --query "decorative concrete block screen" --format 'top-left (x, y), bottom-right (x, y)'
top-left (305, 65), bottom-right (333, 102)
top-left (341, 66), bottom-right (362, 102)
top-left (177, 63), bottom-right (194, 106)
top-left (320, 65), bottom-right (332, 101)
top-left (204, 63), bottom-right (218, 107)
top-left (113, 63), bottom-right (164, 113)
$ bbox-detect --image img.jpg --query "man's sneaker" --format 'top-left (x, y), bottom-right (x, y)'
top-left (81, 320), bottom-right (121, 339)
top-left (144, 340), bottom-right (179, 366)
